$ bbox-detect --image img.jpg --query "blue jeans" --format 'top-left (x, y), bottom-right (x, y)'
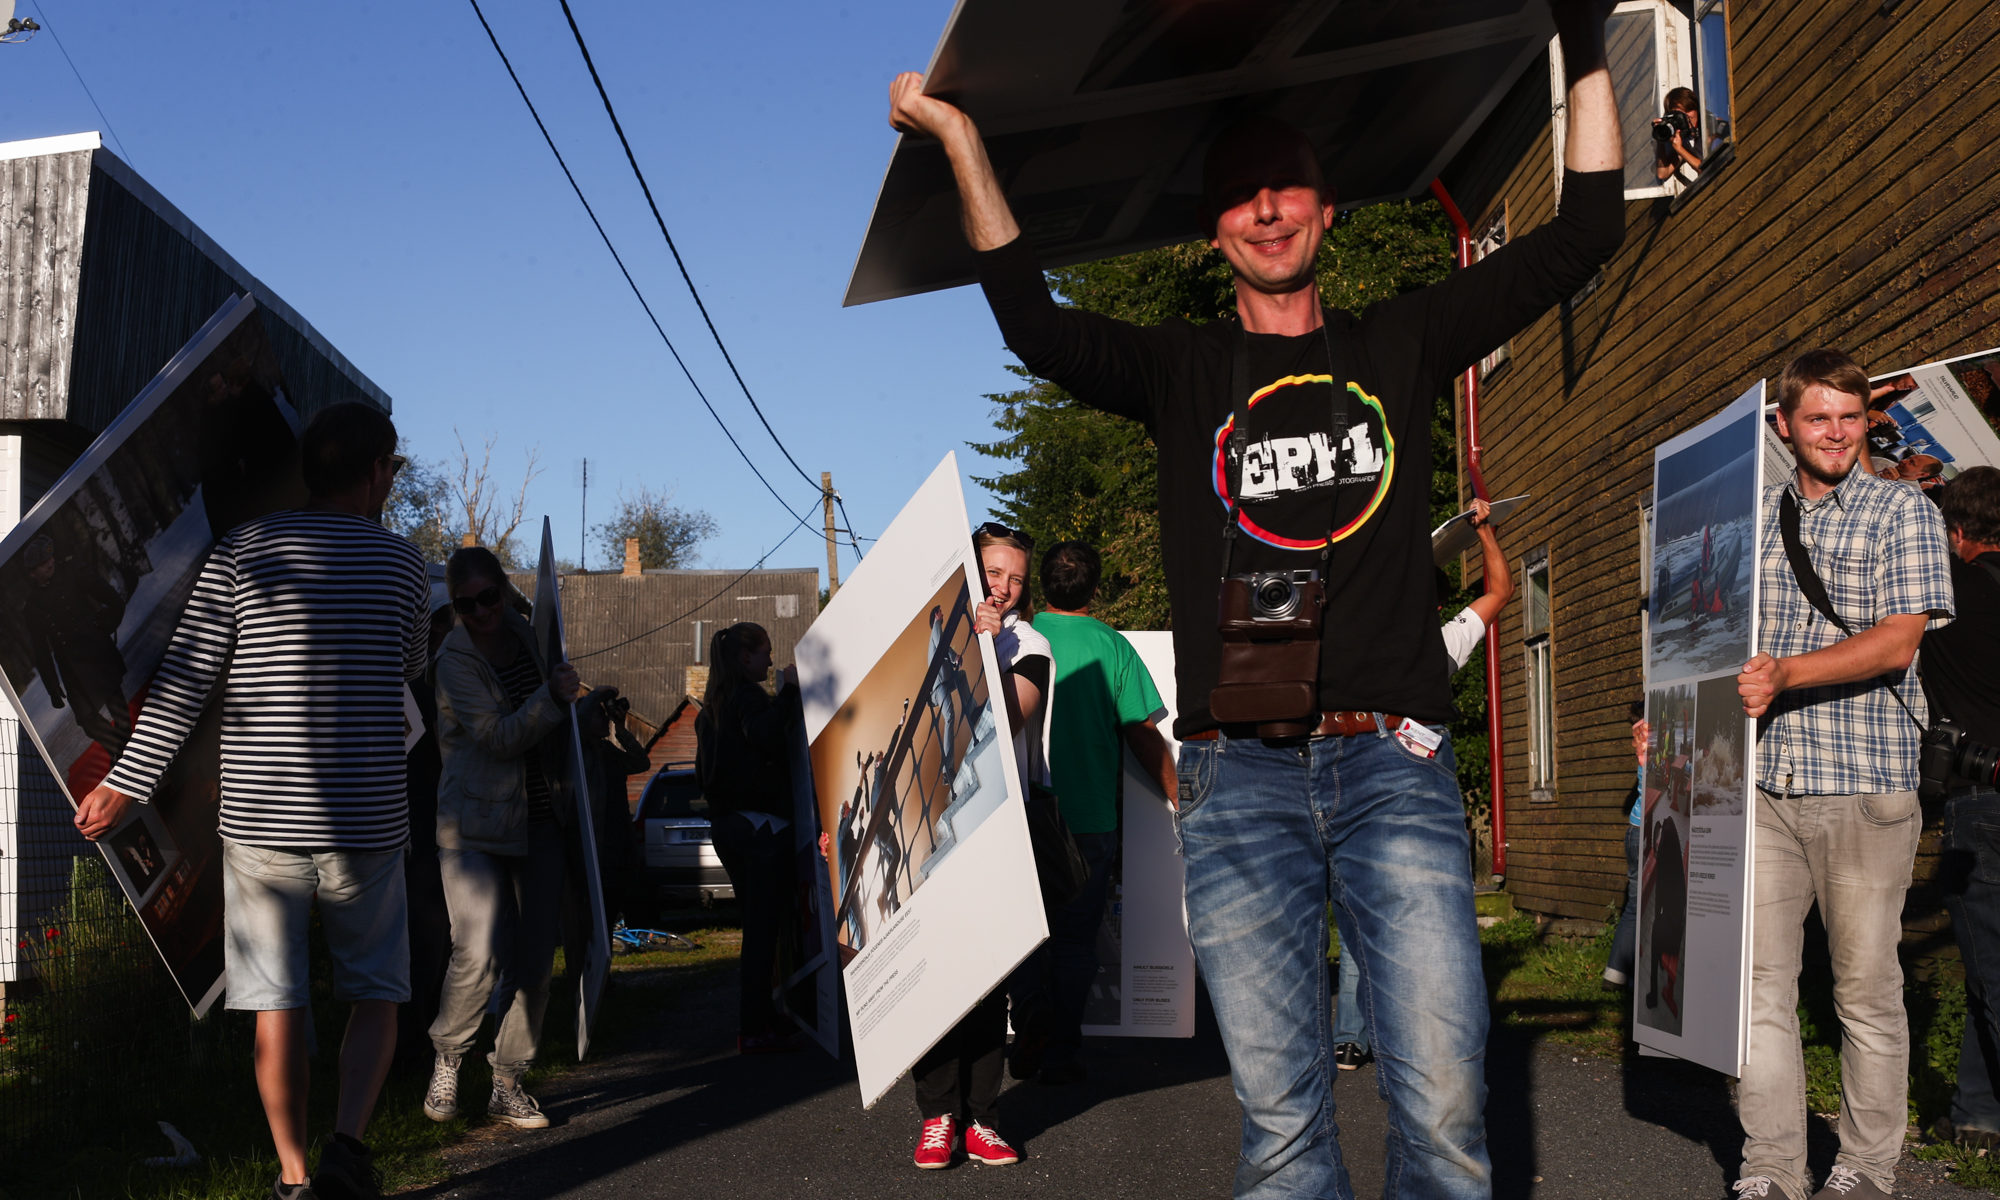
top-left (1946, 787), bottom-right (2000, 1133)
top-left (1332, 944), bottom-right (1368, 1051)
top-left (1177, 725), bottom-right (1490, 1200)
top-left (1607, 821), bottom-right (1640, 982)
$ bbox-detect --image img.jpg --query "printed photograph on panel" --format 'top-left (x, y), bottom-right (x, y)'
top-left (1692, 674), bottom-right (1748, 817)
top-left (1639, 682), bottom-right (1695, 1038)
top-left (1650, 409), bottom-right (1759, 681)
top-left (812, 576), bottom-right (1006, 958)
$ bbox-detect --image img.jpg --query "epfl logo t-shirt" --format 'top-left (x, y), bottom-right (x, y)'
top-left (1209, 372), bottom-right (1394, 552)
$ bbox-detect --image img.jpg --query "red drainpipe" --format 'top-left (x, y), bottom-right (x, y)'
top-left (1428, 178), bottom-right (1506, 884)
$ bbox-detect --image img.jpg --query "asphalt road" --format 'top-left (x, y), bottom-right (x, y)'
top-left (403, 966), bottom-right (1979, 1200)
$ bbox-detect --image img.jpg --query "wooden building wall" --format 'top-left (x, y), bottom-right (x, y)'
top-left (1438, 1), bottom-right (2000, 920)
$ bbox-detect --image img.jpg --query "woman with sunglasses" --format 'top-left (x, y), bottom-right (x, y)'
top-left (910, 521), bottom-right (1052, 1170)
top-left (424, 545), bottom-right (580, 1132)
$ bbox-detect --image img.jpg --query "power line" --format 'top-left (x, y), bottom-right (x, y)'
top-left (570, 503), bottom-right (819, 662)
top-left (554, 0), bottom-right (868, 560)
top-left (32, 2), bottom-right (135, 168)
top-left (466, 0), bottom-right (799, 522)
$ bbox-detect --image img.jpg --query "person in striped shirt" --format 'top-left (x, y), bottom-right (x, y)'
top-left (76, 402), bottom-right (430, 1200)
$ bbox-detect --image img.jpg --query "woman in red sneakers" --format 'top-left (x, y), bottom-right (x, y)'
top-left (909, 523), bottom-right (1053, 1169)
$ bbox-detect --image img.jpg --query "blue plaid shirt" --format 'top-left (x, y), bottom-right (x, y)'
top-left (1756, 468), bottom-right (1953, 795)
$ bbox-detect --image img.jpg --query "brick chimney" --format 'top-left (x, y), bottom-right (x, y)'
top-left (461, 531), bottom-right (477, 548)
top-left (623, 537), bottom-right (642, 577)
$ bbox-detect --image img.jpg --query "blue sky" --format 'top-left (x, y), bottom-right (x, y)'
top-left (3, 0), bottom-right (1026, 578)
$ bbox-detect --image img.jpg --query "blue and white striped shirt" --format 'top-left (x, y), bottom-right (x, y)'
top-left (1755, 469), bottom-right (1953, 796)
top-left (104, 509), bottom-right (430, 851)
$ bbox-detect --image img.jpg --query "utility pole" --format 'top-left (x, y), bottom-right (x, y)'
top-left (578, 458), bottom-right (589, 572)
top-left (823, 470), bottom-right (841, 599)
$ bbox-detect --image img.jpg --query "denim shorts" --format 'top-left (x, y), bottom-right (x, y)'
top-left (222, 837), bottom-right (410, 1010)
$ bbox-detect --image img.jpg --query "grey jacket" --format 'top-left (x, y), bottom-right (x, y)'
top-left (434, 611), bottom-right (567, 855)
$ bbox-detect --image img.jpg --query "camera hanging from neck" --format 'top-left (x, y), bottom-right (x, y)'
top-left (1208, 317), bottom-right (1348, 736)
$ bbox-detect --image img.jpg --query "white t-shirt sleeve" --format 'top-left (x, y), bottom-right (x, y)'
top-left (1440, 608), bottom-right (1487, 675)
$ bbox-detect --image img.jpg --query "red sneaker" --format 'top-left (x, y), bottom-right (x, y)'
top-left (913, 1115), bottom-right (956, 1170)
top-left (964, 1121), bottom-right (1018, 1166)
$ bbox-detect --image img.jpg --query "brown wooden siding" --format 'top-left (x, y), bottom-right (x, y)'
top-left (1446, 1), bottom-right (2000, 920)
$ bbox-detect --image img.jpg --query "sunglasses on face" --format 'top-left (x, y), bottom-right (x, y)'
top-left (974, 520), bottom-right (1035, 551)
top-left (452, 585), bottom-right (503, 616)
top-left (384, 453), bottom-right (408, 479)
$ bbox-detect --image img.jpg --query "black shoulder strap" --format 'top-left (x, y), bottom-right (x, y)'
top-left (1778, 490), bottom-right (1851, 635)
top-left (1219, 328), bottom-right (1251, 578)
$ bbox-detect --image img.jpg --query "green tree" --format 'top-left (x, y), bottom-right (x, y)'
top-left (593, 486), bottom-right (716, 570)
top-left (973, 199), bottom-right (1495, 812)
top-left (381, 441), bottom-right (453, 565)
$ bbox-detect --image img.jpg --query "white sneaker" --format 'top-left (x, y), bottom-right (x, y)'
top-left (488, 1076), bottom-right (551, 1130)
top-left (422, 1052), bottom-right (461, 1122)
top-left (1733, 1177), bottom-right (1775, 1198)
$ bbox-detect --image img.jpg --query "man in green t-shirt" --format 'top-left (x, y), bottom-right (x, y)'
top-left (1015, 541), bottom-right (1177, 1084)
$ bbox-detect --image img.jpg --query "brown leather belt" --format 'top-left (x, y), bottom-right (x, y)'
top-left (1183, 710), bottom-right (1403, 741)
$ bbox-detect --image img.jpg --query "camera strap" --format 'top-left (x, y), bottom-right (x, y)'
top-left (1218, 322), bottom-right (1349, 580)
top-left (1777, 489), bottom-right (1926, 734)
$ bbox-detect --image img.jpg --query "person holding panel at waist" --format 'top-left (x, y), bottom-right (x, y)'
top-left (883, 3), bottom-right (1624, 1192)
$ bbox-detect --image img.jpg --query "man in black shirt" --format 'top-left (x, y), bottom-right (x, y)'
top-left (1923, 466), bottom-right (2000, 1149)
top-left (886, 5), bottom-right (1623, 1194)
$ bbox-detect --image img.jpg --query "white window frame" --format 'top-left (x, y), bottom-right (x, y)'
top-left (1522, 549), bottom-right (1555, 798)
top-left (1550, 0), bottom-right (1694, 202)
top-left (1473, 201), bottom-right (1511, 380)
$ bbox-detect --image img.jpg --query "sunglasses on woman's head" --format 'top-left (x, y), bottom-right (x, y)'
top-left (974, 520), bottom-right (1034, 551)
top-left (452, 586), bottom-right (503, 616)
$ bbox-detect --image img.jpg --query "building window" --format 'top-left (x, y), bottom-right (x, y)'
top-left (1522, 549), bottom-right (1555, 798)
top-left (1474, 202), bottom-right (1511, 380)
top-left (1549, 0), bottom-right (1698, 202)
top-left (1690, 0), bottom-right (1735, 165)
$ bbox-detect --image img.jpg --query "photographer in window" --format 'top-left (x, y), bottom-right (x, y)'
top-left (1653, 86), bottom-right (1702, 186)
top-left (1920, 465), bottom-right (2000, 1149)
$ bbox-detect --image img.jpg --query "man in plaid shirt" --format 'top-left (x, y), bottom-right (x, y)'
top-left (1734, 348), bottom-right (1955, 1200)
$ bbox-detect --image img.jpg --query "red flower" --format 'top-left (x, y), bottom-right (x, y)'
top-left (44, 928), bottom-right (58, 940)
top-left (4, 1013), bottom-right (14, 1023)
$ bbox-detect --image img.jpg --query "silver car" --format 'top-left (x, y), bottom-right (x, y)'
top-left (636, 764), bottom-right (734, 905)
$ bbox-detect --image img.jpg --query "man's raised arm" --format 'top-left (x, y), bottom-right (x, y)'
top-left (888, 73), bottom-right (1020, 252)
top-left (1553, 0), bottom-right (1622, 174)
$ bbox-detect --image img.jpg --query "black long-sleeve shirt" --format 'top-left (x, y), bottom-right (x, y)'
top-left (976, 170), bottom-right (1626, 735)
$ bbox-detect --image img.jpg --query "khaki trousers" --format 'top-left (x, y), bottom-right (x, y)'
top-left (1739, 786), bottom-right (1919, 1199)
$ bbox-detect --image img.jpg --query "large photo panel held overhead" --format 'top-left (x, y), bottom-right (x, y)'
top-left (795, 453), bottom-right (1046, 1108)
top-left (0, 295), bottom-right (305, 1015)
top-left (1636, 380), bottom-right (1763, 1075)
top-left (848, 0), bottom-right (1553, 305)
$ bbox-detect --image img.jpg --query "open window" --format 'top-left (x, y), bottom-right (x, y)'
top-left (1522, 548), bottom-right (1555, 799)
top-left (1550, 0), bottom-right (1699, 201)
